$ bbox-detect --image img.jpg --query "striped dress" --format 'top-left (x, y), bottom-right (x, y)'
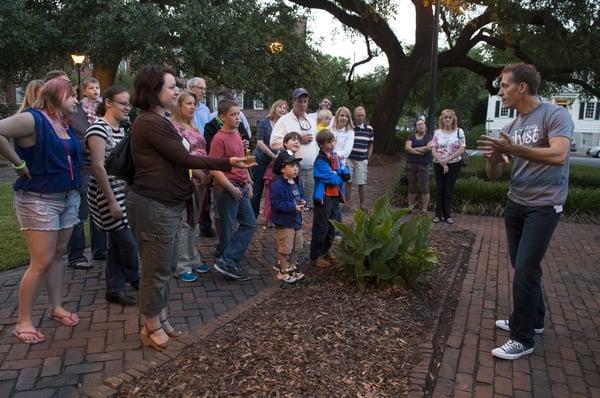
top-left (85, 119), bottom-right (128, 231)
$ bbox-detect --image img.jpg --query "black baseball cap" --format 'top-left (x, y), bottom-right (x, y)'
top-left (273, 151), bottom-right (302, 175)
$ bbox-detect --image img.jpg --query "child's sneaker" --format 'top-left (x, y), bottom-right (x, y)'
top-left (292, 270), bottom-right (305, 281)
top-left (277, 271), bottom-right (298, 284)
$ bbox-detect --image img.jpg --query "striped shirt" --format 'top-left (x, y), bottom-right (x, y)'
top-left (85, 119), bottom-right (128, 231)
top-left (348, 123), bottom-right (374, 161)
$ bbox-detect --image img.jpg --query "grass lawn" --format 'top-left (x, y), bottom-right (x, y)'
top-left (0, 182), bottom-right (89, 271)
top-left (0, 182), bottom-right (29, 271)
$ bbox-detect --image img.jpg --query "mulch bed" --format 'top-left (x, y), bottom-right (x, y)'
top-left (117, 229), bottom-right (473, 397)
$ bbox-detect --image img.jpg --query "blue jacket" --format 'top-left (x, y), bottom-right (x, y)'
top-left (270, 176), bottom-right (304, 229)
top-left (312, 150), bottom-right (349, 204)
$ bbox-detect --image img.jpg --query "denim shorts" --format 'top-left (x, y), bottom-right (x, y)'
top-left (13, 190), bottom-right (80, 231)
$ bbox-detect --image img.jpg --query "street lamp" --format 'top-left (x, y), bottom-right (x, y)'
top-left (427, 0), bottom-right (441, 135)
top-left (268, 41), bottom-right (283, 54)
top-left (70, 53), bottom-right (85, 98)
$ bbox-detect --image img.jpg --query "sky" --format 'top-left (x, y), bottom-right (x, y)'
top-left (305, 1), bottom-right (417, 76)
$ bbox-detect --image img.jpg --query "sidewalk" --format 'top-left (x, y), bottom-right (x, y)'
top-left (430, 215), bottom-right (600, 397)
top-left (0, 158), bottom-right (402, 397)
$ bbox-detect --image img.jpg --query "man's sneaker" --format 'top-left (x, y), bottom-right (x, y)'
top-left (492, 339), bottom-right (534, 360)
top-left (214, 261), bottom-right (250, 281)
top-left (495, 319), bottom-right (544, 334)
top-left (194, 262), bottom-right (210, 273)
top-left (176, 271), bottom-right (198, 282)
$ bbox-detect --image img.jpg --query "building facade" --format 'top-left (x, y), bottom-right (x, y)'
top-left (485, 92), bottom-right (600, 152)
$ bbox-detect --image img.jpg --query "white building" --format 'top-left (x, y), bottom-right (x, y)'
top-left (485, 92), bottom-right (600, 152)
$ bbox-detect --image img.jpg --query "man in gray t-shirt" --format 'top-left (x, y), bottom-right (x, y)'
top-left (478, 64), bottom-right (574, 361)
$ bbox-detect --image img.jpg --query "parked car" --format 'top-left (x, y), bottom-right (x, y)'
top-left (570, 141), bottom-right (577, 152)
top-left (586, 145), bottom-right (600, 158)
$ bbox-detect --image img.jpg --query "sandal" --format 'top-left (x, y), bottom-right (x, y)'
top-left (50, 310), bottom-right (80, 327)
top-left (140, 325), bottom-right (168, 351)
top-left (160, 317), bottom-right (183, 339)
top-left (12, 327), bottom-right (45, 345)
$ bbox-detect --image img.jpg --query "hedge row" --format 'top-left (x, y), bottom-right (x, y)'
top-left (462, 157), bottom-right (600, 189)
top-left (394, 176), bottom-right (600, 224)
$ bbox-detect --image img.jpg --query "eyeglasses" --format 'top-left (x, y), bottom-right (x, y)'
top-left (299, 118), bottom-right (312, 131)
top-left (111, 99), bottom-right (131, 108)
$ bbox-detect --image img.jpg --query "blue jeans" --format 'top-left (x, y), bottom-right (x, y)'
top-left (250, 159), bottom-right (271, 218)
top-left (67, 172), bottom-right (107, 263)
top-left (214, 186), bottom-right (257, 265)
top-left (504, 199), bottom-right (560, 347)
top-left (106, 226), bottom-right (139, 294)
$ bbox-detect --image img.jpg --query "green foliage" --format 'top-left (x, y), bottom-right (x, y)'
top-left (332, 194), bottom-right (438, 291)
top-left (466, 125), bottom-right (485, 149)
top-left (399, 64), bottom-right (490, 130)
top-left (0, 182), bottom-right (28, 271)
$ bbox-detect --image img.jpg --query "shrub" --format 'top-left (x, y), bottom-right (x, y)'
top-left (465, 124), bottom-right (485, 149)
top-left (394, 175), bottom-right (600, 223)
top-left (460, 156), bottom-right (600, 189)
top-left (332, 194), bottom-right (438, 291)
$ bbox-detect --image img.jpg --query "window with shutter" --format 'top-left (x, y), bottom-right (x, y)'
top-left (584, 102), bottom-right (595, 119)
top-left (579, 102), bottom-right (585, 119)
top-left (495, 101), bottom-right (500, 117)
top-left (595, 102), bottom-right (600, 120)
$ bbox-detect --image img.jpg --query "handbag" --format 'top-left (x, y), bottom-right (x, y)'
top-left (457, 128), bottom-right (469, 167)
top-left (105, 131), bottom-right (135, 184)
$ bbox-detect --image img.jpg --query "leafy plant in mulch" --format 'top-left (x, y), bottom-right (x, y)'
top-left (332, 193), bottom-right (438, 290)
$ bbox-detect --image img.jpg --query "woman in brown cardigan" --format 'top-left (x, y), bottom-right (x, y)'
top-left (126, 65), bottom-right (252, 351)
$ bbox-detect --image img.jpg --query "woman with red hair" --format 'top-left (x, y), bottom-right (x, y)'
top-left (0, 78), bottom-right (83, 344)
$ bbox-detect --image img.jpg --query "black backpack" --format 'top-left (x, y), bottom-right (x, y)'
top-left (105, 131), bottom-right (135, 184)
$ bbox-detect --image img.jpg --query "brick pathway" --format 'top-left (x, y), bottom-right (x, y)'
top-left (0, 158), bottom-right (403, 397)
top-left (429, 215), bottom-right (600, 398)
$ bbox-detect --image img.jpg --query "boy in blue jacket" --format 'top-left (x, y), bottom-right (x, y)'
top-left (270, 151), bottom-right (306, 283)
top-left (310, 129), bottom-right (351, 268)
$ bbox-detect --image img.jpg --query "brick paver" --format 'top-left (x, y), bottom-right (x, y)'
top-left (428, 215), bottom-right (600, 397)
top-left (0, 158), bottom-right (402, 397)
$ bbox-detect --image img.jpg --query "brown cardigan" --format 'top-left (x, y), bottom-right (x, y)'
top-left (130, 110), bottom-right (231, 205)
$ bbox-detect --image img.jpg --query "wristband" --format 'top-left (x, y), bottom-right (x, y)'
top-left (13, 160), bottom-right (27, 170)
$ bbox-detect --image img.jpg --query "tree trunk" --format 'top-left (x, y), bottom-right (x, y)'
top-left (371, 60), bottom-right (427, 154)
top-left (93, 62), bottom-right (119, 91)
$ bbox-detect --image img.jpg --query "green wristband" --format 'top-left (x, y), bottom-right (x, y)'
top-left (13, 161), bottom-right (27, 170)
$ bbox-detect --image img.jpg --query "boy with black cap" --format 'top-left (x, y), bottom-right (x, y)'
top-left (270, 151), bottom-right (306, 283)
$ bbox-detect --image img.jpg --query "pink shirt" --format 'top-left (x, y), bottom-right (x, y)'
top-left (209, 129), bottom-right (248, 186)
top-left (172, 121), bottom-right (206, 157)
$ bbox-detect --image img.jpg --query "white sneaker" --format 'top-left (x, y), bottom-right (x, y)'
top-left (495, 319), bottom-right (544, 334)
top-left (492, 339), bottom-right (534, 360)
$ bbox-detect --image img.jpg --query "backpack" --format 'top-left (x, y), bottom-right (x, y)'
top-left (104, 131), bottom-right (135, 184)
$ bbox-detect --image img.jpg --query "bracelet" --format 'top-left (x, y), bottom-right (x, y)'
top-left (12, 160), bottom-right (26, 170)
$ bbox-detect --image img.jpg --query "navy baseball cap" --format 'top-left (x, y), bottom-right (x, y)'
top-left (292, 88), bottom-right (309, 99)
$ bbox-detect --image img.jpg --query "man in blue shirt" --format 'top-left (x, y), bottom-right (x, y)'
top-left (187, 77), bottom-right (211, 135)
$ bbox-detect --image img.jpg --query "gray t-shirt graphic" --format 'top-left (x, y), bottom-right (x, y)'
top-left (502, 103), bottom-right (574, 207)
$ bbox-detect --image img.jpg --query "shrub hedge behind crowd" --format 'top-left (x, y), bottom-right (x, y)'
top-left (394, 156), bottom-right (600, 223)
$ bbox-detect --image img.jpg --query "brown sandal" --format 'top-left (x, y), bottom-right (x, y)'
top-left (140, 325), bottom-right (168, 351)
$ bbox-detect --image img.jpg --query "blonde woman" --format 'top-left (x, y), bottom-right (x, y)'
top-left (331, 106), bottom-right (355, 165)
top-left (431, 108), bottom-right (466, 224)
top-left (17, 80), bottom-right (45, 114)
top-left (169, 91), bottom-right (211, 285)
top-left (251, 99), bottom-right (288, 218)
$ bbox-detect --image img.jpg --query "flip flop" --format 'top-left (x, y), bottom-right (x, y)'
top-left (12, 328), bottom-right (45, 344)
top-left (50, 311), bottom-right (80, 327)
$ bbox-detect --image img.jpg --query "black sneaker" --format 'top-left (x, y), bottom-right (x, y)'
top-left (214, 260), bottom-right (249, 281)
top-left (106, 291), bottom-right (137, 306)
